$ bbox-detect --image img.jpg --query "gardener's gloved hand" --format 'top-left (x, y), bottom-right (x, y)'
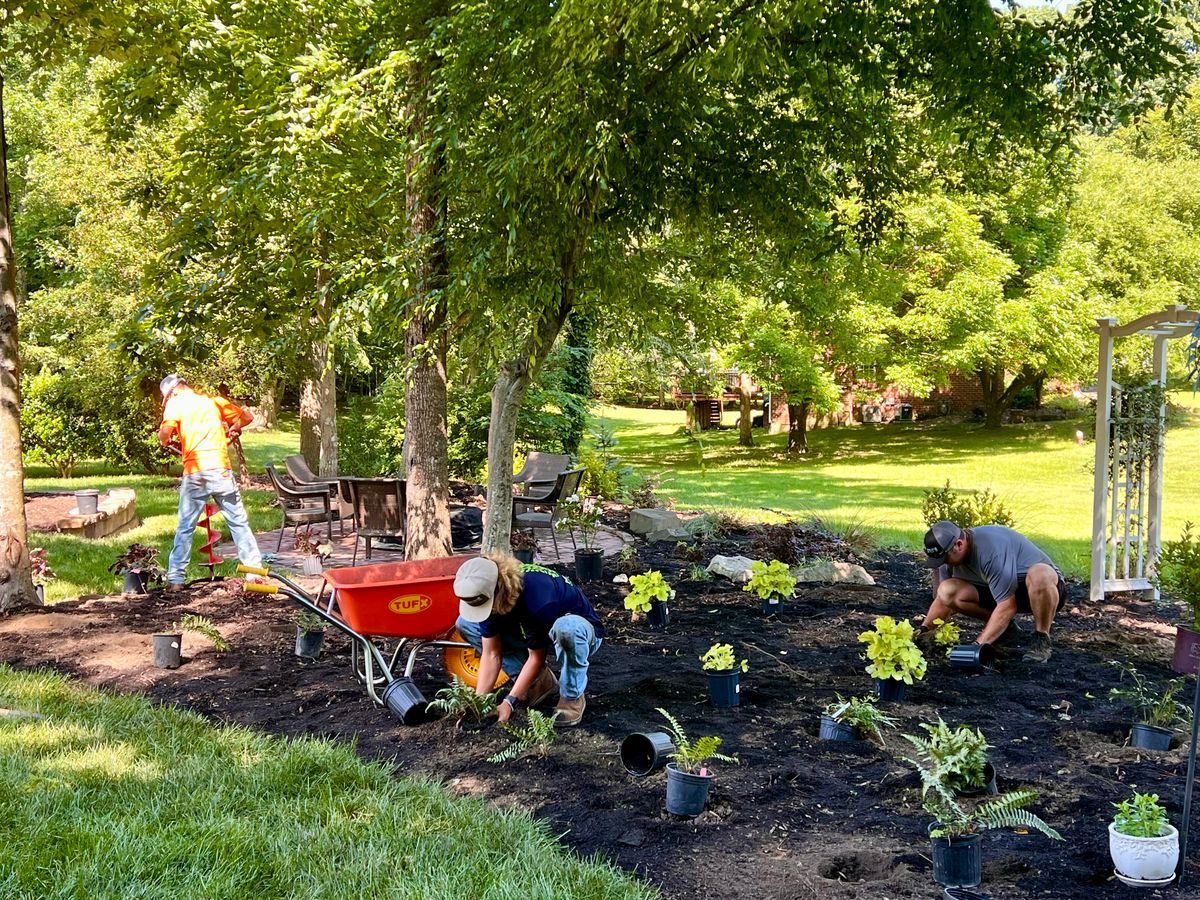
top-left (913, 626), bottom-right (939, 655)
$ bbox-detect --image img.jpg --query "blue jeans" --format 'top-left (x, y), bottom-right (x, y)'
top-left (455, 615), bottom-right (602, 700)
top-left (168, 468), bottom-right (262, 585)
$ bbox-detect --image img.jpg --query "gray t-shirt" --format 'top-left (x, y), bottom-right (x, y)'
top-left (947, 525), bottom-right (1059, 603)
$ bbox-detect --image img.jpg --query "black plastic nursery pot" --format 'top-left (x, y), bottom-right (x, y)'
top-left (1131, 723), bottom-right (1173, 751)
top-left (383, 676), bottom-right (428, 725)
top-left (1172, 626), bottom-right (1200, 675)
top-left (123, 571), bottom-right (148, 595)
top-left (761, 596), bottom-right (783, 615)
top-left (647, 600), bottom-right (670, 630)
top-left (947, 643), bottom-right (996, 672)
top-left (620, 731), bottom-right (676, 776)
top-left (818, 714), bottom-right (859, 742)
top-left (874, 678), bottom-right (907, 702)
top-left (665, 763), bottom-right (713, 816)
top-left (295, 626), bottom-right (326, 660)
top-left (956, 762), bottom-right (998, 798)
top-left (513, 549), bottom-right (536, 564)
top-left (574, 548), bottom-right (603, 583)
top-left (152, 633), bottom-right (183, 669)
top-left (707, 669), bottom-right (741, 707)
top-left (930, 831), bottom-right (982, 888)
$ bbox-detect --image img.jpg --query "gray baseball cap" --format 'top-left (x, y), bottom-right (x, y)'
top-left (923, 520), bottom-right (963, 568)
top-left (454, 557), bottom-right (499, 623)
top-left (159, 373), bottom-right (187, 399)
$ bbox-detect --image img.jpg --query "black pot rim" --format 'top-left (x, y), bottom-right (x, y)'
top-left (1132, 722), bottom-right (1175, 736)
top-left (928, 824), bottom-right (982, 845)
top-left (575, 547), bottom-right (603, 557)
top-left (665, 762), bottom-right (713, 781)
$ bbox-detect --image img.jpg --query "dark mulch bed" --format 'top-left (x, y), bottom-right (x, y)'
top-left (0, 524), bottom-right (1197, 899)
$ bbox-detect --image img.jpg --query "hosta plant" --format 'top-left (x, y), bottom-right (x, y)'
top-left (700, 643), bottom-right (748, 673)
top-left (427, 676), bottom-right (503, 725)
top-left (624, 570), bottom-right (674, 615)
top-left (742, 559), bottom-right (797, 602)
top-left (823, 694), bottom-right (898, 743)
top-left (859, 616), bottom-right (927, 684)
top-left (488, 710), bottom-right (560, 763)
top-left (903, 717), bottom-right (990, 793)
top-left (1108, 662), bottom-right (1190, 730)
top-left (657, 707), bottom-right (738, 775)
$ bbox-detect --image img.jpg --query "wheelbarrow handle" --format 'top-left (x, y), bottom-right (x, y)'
top-left (237, 564), bottom-right (269, 577)
top-left (244, 582), bottom-right (279, 595)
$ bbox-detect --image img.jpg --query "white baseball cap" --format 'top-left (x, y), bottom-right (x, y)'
top-left (454, 557), bottom-right (499, 623)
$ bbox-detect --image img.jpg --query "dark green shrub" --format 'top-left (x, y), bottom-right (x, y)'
top-left (921, 481), bottom-right (1015, 529)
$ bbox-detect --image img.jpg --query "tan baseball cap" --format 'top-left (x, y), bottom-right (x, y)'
top-left (454, 557), bottom-right (499, 623)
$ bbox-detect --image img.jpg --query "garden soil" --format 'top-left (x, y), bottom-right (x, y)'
top-left (2, 523), bottom-right (1199, 899)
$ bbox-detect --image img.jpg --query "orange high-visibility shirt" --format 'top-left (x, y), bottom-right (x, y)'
top-left (161, 389), bottom-right (244, 475)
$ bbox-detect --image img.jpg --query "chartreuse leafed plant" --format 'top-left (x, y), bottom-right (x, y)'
top-left (700, 643), bottom-right (748, 674)
top-left (624, 570), bottom-right (674, 615)
top-left (0, 667), bottom-right (653, 898)
top-left (1113, 792), bottom-right (1171, 838)
top-left (911, 757), bottom-right (1061, 842)
top-left (1108, 662), bottom-right (1191, 730)
top-left (932, 618), bottom-right (960, 655)
top-left (656, 708), bottom-right (738, 775)
top-left (427, 676), bottom-right (502, 724)
top-left (174, 614), bottom-right (230, 652)
top-left (903, 718), bottom-right (991, 793)
top-left (858, 616), bottom-right (927, 684)
top-left (742, 560), bottom-right (796, 602)
top-left (822, 694), bottom-right (898, 743)
top-left (489, 710), bottom-right (561, 764)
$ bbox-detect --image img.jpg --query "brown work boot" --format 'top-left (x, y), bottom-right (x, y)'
top-left (554, 694), bottom-right (586, 727)
top-left (527, 667), bottom-right (559, 707)
top-left (165, 582), bottom-right (186, 594)
top-left (1022, 631), bottom-right (1052, 663)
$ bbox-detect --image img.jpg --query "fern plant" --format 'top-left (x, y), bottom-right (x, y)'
top-left (903, 717), bottom-right (990, 794)
top-left (742, 560), bottom-right (797, 602)
top-left (174, 614), bottom-right (230, 651)
top-left (912, 758), bottom-right (1061, 841)
top-left (488, 710), bottom-right (560, 763)
top-left (656, 708), bottom-right (738, 775)
top-left (822, 694), bottom-right (898, 742)
top-left (624, 570), bottom-right (673, 615)
top-left (427, 676), bottom-right (502, 724)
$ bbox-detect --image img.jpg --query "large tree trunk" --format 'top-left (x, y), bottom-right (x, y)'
top-left (257, 377), bottom-right (280, 428)
top-left (561, 311), bottom-right (592, 455)
top-left (481, 241), bottom-right (581, 555)
top-left (403, 32), bottom-right (452, 560)
top-left (787, 400), bottom-right (812, 454)
top-left (738, 374), bottom-right (753, 447)
top-left (978, 365), bottom-right (1038, 430)
top-left (0, 70), bottom-right (39, 612)
top-left (299, 284), bottom-right (337, 476)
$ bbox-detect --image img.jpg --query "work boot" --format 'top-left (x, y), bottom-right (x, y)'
top-left (554, 694), bottom-right (586, 727)
top-left (997, 619), bottom-right (1024, 646)
top-left (1022, 631), bottom-right (1052, 663)
top-left (527, 667), bottom-right (559, 707)
top-left (165, 582), bottom-right (186, 594)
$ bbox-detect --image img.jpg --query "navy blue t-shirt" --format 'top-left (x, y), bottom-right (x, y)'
top-left (479, 569), bottom-right (604, 649)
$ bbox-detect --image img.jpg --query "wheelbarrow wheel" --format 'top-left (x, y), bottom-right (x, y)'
top-left (443, 630), bottom-right (509, 689)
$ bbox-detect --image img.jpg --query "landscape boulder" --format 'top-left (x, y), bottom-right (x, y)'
top-left (629, 508), bottom-right (683, 537)
top-left (792, 561), bottom-right (875, 586)
top-left (706, 555), bottom-right (756, 584)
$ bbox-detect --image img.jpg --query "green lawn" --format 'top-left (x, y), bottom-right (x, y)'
top-left (599, 395), bottom-right (1200, 578)
top-left (26, 424), bottom-right (301, 602)
top-left (0, 667), bottom-right (652, 900)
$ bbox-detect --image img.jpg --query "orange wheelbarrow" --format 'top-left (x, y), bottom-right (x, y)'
top-left (240, 556), bottom-right (505, 723)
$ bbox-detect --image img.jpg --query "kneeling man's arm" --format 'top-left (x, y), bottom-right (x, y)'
top-left (977, 599), bottom-right (1016, 646)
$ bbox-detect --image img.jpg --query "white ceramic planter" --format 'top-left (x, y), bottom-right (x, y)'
top-left (300, 555), bottom-right (323, 576)
top-left (1109, 822), bottom-right (1178, 883)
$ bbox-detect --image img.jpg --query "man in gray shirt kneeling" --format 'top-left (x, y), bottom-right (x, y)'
top-left (915, 520), bottom-right (1067, 664)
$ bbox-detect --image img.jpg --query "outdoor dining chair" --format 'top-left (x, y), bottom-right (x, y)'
top-left (341, 476), bottom-right (407, 565)
top-left (283, 453), bottom-right (350, 534)
top-left (512, 467), bottom-right (584, 559)
top-left (265, 465), bottom-right (335, 552)
top-left (512, 452), bottom-right (571, 496)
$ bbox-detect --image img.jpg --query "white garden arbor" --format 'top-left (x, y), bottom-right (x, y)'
top-left (1091, 304), bottom-right (1200, 603)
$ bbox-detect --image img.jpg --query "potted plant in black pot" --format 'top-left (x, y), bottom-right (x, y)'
top-left (656, 707), bottom-right (738, 816)
top-left (1157, 522), bottom-right (1200, 674)
top-left (624, 569), bottom-right (673, 629)
top-left (556, 494), bottom-right (604, 582)
top-left (903, 717), bottom-right (996, 796)
top-left (295, 610), bottom-right (328, 660)
top-left (1109, 790), bottom-right (1179, 887)
top-left (913, 759), bottom-right (1061, 889)
top-left (700, 643), bottom-right (748, 708)
top-left (152, 613), bottom-right (231, 669)
top-left (510, 529), bottom-right (538, 564)
top-left (294, 527), bottom-right (332, 576)
top-left (109, 543), bottom-right (166, 595)
top-left (819, 694), bottom-right (897, 743)
top-left (29, 548), bottom-right (54, 604)
top-left (858, 615), bottom-right (926, 701)
top-left (1108, 662), bottom-right (1190, 751)
top-left (426, 676), bottom-right (503, 730)
top-left (742, 558), bottom-right (796, 615)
